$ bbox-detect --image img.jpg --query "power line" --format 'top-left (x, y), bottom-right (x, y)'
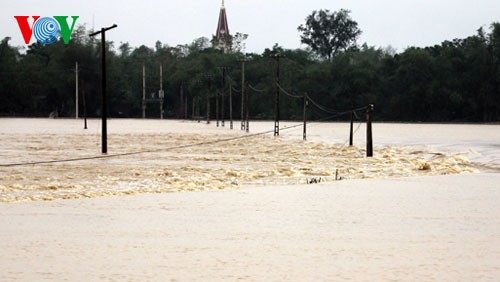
top-left (248, 84), bottom-right (265, 93)
top-left (0, 123), bottom-right (302, 167)
top-left (276, 82), bottom-right (303, 99)
top-left (306, 94), bottom-right (338, 114)
top-left (1, 102), bottom-right (371, 167)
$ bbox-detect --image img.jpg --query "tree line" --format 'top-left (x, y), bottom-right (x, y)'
top-left (0, 12), bottom-right (499, 122)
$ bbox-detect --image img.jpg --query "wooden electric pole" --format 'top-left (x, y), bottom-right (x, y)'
top-left (89, 24), bottom-right (117, 154)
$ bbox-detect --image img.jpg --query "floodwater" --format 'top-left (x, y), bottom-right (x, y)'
top-left (2, 118), bottom-right (500, 282)
top-left (1, 118), bottom-right (496, 202)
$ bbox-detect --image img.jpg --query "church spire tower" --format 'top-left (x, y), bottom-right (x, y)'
top-left (215, 0), bottom-right (231, 53)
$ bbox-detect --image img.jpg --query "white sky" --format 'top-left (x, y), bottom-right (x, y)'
top-left (2, 0), bottom-right (500, 53)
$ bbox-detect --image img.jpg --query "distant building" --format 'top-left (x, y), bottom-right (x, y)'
top-left (214, 0), bottom-right (232, 53)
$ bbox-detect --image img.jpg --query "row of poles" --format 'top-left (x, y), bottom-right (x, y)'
top-left (141, 64), bottom-right (165, 119)
top-left (188, 54), bottom-right (375, 157)
top-left (139, 61), bottom-right (250, 132)
top-left (130, 56), bottom-right (375, 157)
top-left (299, 91), bottom-right (374, 157)
top-left (190, 61), bottom-right (251, 133)
top-left (87, 24), bottom-right (374, 157)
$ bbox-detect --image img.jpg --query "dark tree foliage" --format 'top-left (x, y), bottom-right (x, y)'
top-left (298, 9), bottom-right (362, 60)
top-left (0, 37), bottom-right (19, 115)
top-left (0, 22), bottom-right (499, 122)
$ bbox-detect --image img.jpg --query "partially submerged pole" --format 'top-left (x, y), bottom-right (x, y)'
top-left (89, 24), bottom-right (118, 154)
top-left (192, 96), bottom-right (195, 120)
top-left (274, 55), bottom-right (281, 136)
top-left (75, 61), bottom-right (78, 119)
top-left (229, 85), bottom-right (233, 129)
top-left (159, 64), bottom-right (164, 119)
top-left (197, 97), bottom-right (201, 123)
top-left (221, 67), bottom-right (226, 127)
top-left (82, 84), bottom-right (87, 130)
top-left (303, 93), bottom-right (308, 141)
top-left (142, 64), bottom-right (146, 119)
top-left (349, 109), bottom-right (354, 146)
top-left (206, 76), bottom-right (211, 124)
top-left (366, 104), bottom-right (374, 157)
top-left (245, 84), bottom-right (249, 132)
top-left (184, 85), bottom-right (188, 119)
top-left (216, 90), bottom-right (220, 127)
top-left (240, 61), bottom-right (246, 131)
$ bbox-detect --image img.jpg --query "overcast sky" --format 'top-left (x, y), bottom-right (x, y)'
top-left (2, 0), bottom-right (500, 53)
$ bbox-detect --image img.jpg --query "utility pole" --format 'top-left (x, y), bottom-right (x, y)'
top-left (229, 85), bottom-right (233, 129)
top-left (366, 104), bottom-right (374, 157)
top-left (142, 64), bottom-right (146, 119)
top-left (183, 83), bottom-right (188, 119)
top-left (245, 84), bottom-right (250, 132)
top-left (303, 93), bottom-right (308, 141)
top-left (240, 60), bottom-right (246, 131)
top-left (82, 81), bottom-right (88, 129)
top-left (273, 54), bottom-right (281, 136)
top-left (206, 75), bottom-right (212, 124)
top-left (75, 61), bottom-right (79, 119)
top-left (349, 109), bottom-right (354, 146)
top-left (180, 83), bottom-right (185, 119)
top-left (216, 90), bottom-right (220, 127)
top-left (191, 95), bottom-right (195, 120)
top-left (197, 96), bottom-right (201, 123)
top-left (89, 24), bottom-right (118, 154)
top-left (159, 63), bottom-right (164, 119)
top-left (221, 67), bottom-right (226, 127)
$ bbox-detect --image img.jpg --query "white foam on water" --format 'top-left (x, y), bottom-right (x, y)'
top-left (1, 119), bottom-right (496, 202)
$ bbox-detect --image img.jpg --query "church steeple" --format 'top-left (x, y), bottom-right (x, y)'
top-left (215, 0), bottom-right (231, 53)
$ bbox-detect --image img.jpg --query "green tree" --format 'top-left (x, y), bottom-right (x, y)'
top-left (489, 23), bottom-right (500, 120)
top-left (298, 9), bottom-right (361, 60)
top-left (0, 37), bottom-right (20, 115)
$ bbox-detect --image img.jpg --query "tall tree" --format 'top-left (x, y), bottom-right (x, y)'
top-left (0, 37), bottom-right (20, 114)
top-left (298, 9), bottom-right (361, 60)
top-left (490, 23), bottom-right (500, 120)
